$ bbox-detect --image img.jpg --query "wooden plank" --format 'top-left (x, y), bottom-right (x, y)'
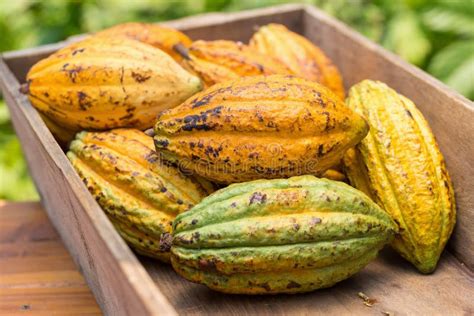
top-left (142, 249), bottom-right (474, 315)
top-left (0, 201), bottom-right (101, 315)
top-left (0, 60), bottom-right (176, 316)
top-left (302, 5), bottom-right (474, 270)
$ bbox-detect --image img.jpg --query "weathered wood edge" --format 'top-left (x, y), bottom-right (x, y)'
top-left (302, 5), bottom-right (474, 271)
top-left (0, 59), bottom-right (176, 316)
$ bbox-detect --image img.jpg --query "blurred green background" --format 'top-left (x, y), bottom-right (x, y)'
top-left (0, 0), bottom-right (473, 201)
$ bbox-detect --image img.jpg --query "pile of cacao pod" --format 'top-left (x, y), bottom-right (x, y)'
top-left (24, 21), bottom-right (456, 294)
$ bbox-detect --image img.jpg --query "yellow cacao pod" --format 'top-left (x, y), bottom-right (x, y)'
top-left (178, 40), bottom-right (293, 87)
top-left (39, 113), bottom-right (77, 149)
top-left (94, 22), bottom-right (192, 62)
top-left (250, 23), bottom-right (345, 100)
top-left (343, 80), bottom-right (456, 273)
top-left (26, 36), bottom-right (202, 131)
top-left (67, 129), bottom-right (213, 261)
top-left (154, 75), bottom-right (368, 184)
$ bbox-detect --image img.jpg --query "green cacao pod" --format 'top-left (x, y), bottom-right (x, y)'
top-left (343, 80), bottom-right (456, 273)
top-left (67, 129), bottom-right (213, 262)
top-left (154, 75), bottom-right (368, 184)
top-left (170, 175), bottom-right (397, 294)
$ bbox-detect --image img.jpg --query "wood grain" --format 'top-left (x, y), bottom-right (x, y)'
top-left (142, 249), bottom-right (474, 315)
top-left (0, 201), bottom-right (101, 315)
top-left (302, 5), bottom-right (474, 270)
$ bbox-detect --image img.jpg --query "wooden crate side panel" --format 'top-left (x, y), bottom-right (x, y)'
top-left (302, 6), bottom-right (474, 269)
top-left (0, 59), bottom-right (176, 316)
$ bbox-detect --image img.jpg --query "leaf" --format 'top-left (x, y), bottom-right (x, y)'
top-left (428, 40), bottom-right (474, 99)
top-left (423, 4), bottom-right (474, 36)
top-left (383, 10), bottom-right (431, 66)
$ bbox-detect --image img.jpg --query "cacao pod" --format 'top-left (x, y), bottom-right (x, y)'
top-left (250, 23), bottom-right (345, 100)
top-left (154, 75), bottom-right (368, 184)
top-left (342, 80), bottom-right (456, 273)
top-left (67, 129), bottom-right (213, 261)
top-left (170, 175), bottom-right (397, 294)
top-left (177, 40), bottom-right (293, 87)
top-left (94, 22), bottom-right (192, 62)
top-left (40, 113), bottom-right (77, 149)
top-left (25, 36), bottom-right (202, 131)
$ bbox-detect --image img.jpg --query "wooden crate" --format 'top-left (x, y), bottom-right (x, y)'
top-left (0, 4), bottom-right (473, 315)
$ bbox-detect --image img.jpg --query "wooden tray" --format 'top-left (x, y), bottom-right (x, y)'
top-left (1, 4), bottom-right (473, 315)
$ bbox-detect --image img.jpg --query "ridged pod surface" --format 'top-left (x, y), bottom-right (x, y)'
top-left (179, 40), bottom-right (293, 87)
top-left (343, 80), bottom-right (456, 273)
top-left (39, 113), bottom-right (77, 149)
top-left (94, 22), bottom-right (192, 62)
top-left (154, 75), bottom-right (368, 184)
top-left (26, 36), bottom-right (201, 131)
top-left (250, 23), bottom-right (345, 100)
top-left (170, 175), bottom-right (397, 294)
top-left (67, 129), bottom-right (213, 261)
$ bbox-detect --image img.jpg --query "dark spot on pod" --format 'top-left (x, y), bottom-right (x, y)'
top-left (160, 187), bottom-right (167, 193)
top-left (159, 233), bottom-right (173, 252)
top-left (145, 152), bottom-right (159, 163)
top-left (260, 282), bottom-right (271, 291)
top-left (177, 199), bottom-right (183, 205)
top-left (198, 258), bottom-right (217, 272)
top-left (192, 232), bottom-right (200, 240)
top-left (230, 202), bottom-right (237, 208)
top-left (293, 223), bottom-right (300, 231)
top-left (77, 91), bottom-right (92, 111)
top-left (318, 144), bottom-right (324, 157)
top-left (131, 71), bottom-right (151, 83)
top-left (248, 152), bottom-right (259, 159)
top-left (287, 281), bottom-right (301, 289)
top-left (154, 138), bottom-right (169, 148)
top-left (138, 238), bottom-right (143, 243)
top-left (119, 113), bottom-right (134, 121)
top-left (191, 219), bottom-right (198, 225)
top-left (406, 109), bottom-right (413, 118)
top-left (310, 217), bottom-right (322, 226)
top-left (249, 192), bottom-right (267, 204)
top-left (326, 196), bottom-right (331, 202)
top-left (72, 48), bottom-right (85, 55)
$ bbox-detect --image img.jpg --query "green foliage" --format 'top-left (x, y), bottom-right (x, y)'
top-left (0, 0), bottom-right (472, 200)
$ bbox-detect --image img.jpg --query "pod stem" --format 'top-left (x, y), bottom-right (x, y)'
top-left (173, 43), bottom-right (191, 60)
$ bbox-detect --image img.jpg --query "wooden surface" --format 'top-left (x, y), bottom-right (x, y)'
top-left (0, 201), bottom-right (101, 315)
top-left (0, 4), bottom-right (473, 316)
top-left (143, 250), bottom-right (474, 315)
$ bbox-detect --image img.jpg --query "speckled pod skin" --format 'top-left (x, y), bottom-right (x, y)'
top-left (170, 175), bottom-right (397, 294)
top-left (343, 80), bottom-right (456, 273)
top-left (180, 40), bottom-right (293, 87)
top-left (94, 22), bottom-right (192, 62)
top-left (67, 129), bottom-right (213, 262)
top-left (154, 75), bottom-right (368, 184)
top-left (26, 36), bottom-right (201, 131)
top-left (250, 23), bottom-right (345, 100)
